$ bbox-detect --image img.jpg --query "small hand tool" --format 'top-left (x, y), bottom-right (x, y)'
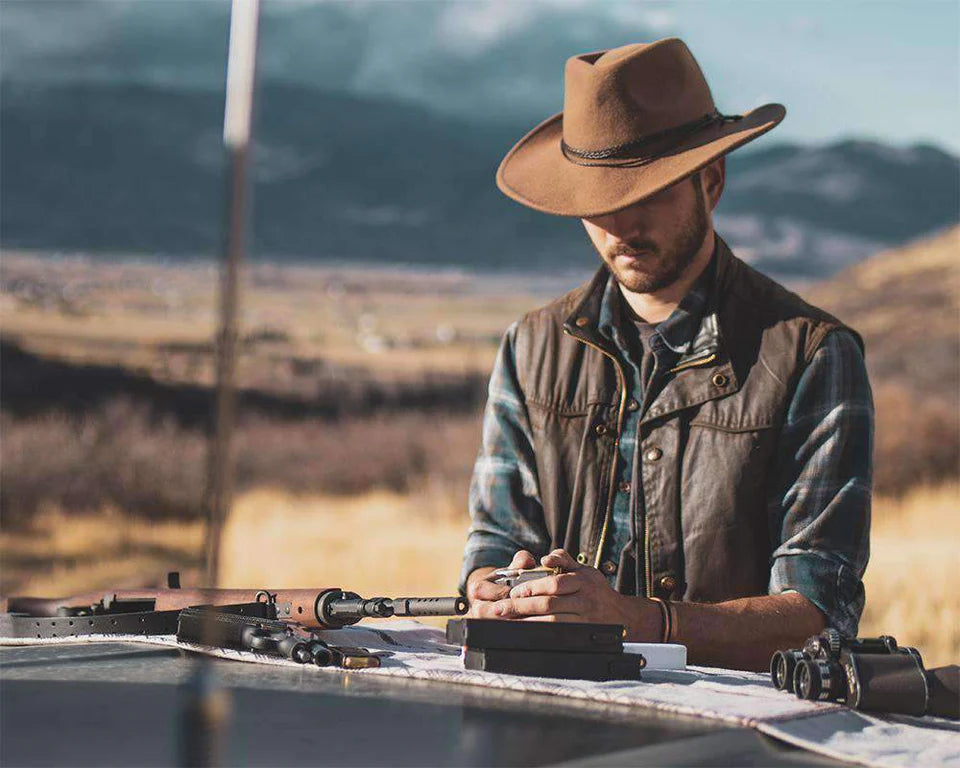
top-left (491, 566), bottom-right (563, 588)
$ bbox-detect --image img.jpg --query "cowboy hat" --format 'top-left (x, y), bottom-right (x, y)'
top-left (495, 38), bottom-right (785, 217)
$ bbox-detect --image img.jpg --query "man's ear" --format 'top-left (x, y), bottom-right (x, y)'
top-left (702, 156), bottom-right (725, 211)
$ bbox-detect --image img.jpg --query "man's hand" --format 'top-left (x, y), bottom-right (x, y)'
top-left (470, 549), bottom-right (661, 641)
top-left (465, 549), bottom-right (538, 617)
top-left (465, 549), bottom-right (825, 667)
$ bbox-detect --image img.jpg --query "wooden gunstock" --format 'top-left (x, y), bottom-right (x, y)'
top-left (2, 588), bottom-right (330, 628)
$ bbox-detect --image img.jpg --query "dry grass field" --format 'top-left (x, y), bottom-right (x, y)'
top-left (1, 251), bottom-right (574, 388)
top-left (858, 483), bottom-right (959, 667)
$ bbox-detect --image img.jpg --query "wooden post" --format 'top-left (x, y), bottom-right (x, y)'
top-left (185, 4), bottom-right (262, 766)
top-left (204, 0), bottom-right (260, 591)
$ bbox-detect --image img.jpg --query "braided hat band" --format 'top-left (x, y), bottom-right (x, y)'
top-left (561, 110), bottom-right (744, 168)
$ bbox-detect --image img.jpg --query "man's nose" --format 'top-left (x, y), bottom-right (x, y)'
top-left (588, 210), bottom-right (647, 241)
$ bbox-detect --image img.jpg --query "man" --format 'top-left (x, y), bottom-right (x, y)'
top-left (459, 39), bottom-right (872, 671)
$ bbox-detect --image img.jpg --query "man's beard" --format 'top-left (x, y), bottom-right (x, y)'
top-left (602, 181), bottom-right (709, 294)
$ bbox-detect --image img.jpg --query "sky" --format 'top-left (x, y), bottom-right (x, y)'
top-left (2, 0), bottom-right (958, 153)
top-left (647, 1), bottom-right (960, 152)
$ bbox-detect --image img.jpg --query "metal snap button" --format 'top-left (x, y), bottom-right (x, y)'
top-left (594, 423), bottom-right (608, 436)
top-left (712, 373), bottom-right (727, 387)
top-left (659, 574), bottom-right (677, 592)
top-left (575, 316), bottom-right (589, 328)
top-left (601, 561), bottom-right (618, 575)
top-left (576, 552), bottom-right (589, 565)
top-left (618, 481), bottom-right (631, 493)
top-left (644, 447), bottom-right (663, 462)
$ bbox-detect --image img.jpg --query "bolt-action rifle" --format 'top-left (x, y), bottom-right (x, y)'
top-left (1, 573), bottom-right (468, 631)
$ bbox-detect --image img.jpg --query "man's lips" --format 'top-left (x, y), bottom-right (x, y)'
top-left (611, 249), bottom-right (654, 262)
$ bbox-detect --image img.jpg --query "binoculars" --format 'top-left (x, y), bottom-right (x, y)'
top-left (771, 629), bottom-right (958, 719)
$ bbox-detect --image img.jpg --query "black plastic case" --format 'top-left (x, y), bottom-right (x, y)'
top-left (446, 618), bottom-right (624, 653)
top-left (463, 647), bottom-right (644, 681)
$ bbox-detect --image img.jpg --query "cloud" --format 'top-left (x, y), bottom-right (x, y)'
top-left (607, 3), bottom-right (676, 34)
top-left (642, 8), bottom-right (676, 32)
top-left (435, 1), bottom-right (539, 57)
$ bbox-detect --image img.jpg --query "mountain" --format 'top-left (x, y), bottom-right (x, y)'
top-left (1, 80), bottom-right (957, 277)
top-left (0, 0), bottom-right (662, 122)
top-left (718, 141), bottom-right (959, 277)
top-left (0, 80), bottom-right (577, 269)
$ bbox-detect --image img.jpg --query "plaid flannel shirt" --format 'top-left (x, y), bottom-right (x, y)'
top-left (461, 259), bottom-right (873, 638)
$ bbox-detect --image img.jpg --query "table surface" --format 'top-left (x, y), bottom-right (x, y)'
top-left (0, 642), bottom-right (844, 767)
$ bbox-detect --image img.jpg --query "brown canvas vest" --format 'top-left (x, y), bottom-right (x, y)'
top-left (512, 236), bottom-right (861, 603)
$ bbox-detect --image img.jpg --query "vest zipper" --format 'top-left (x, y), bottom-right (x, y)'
top-left (562, 329), bottom-right (628, 570)
top-left (668, 352), bottom-right (716, 374)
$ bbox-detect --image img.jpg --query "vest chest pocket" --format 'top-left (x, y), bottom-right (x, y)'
top-left (527, 401), bottom-right (619, 497)
top-left (678, 420), bottom-right (779, 602)
top-left (681, 419), bottom-right (779, 533)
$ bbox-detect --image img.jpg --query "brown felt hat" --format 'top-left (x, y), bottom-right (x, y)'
top-left (496, 38), bottom-right (785, 217)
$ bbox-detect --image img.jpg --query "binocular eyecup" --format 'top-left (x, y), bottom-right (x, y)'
top-left (770, 649), bottom-right (807, 693)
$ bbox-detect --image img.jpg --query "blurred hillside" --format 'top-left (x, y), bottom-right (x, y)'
top-left (807, 227), bottom-right (960, 494)
top-left (1, 79), bottom-right (957, 279)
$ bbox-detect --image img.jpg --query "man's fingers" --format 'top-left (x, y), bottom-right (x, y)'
top-left (467, 579), bottom-right (510, 603)
top-left (494, 594), bottom-right (582, 619)
top-left (540, 549), bottom-right (580, 571)
top-left (509, 572), bottom-right (580, 599)
top-left (470, 551), bottom-right (580, 611)
top-left (509, 550), bottom-right (538, 569)
top-left (467, 600), bottom-right (503, 620)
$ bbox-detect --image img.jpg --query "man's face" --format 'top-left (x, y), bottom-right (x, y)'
top-left (582, 173), bottom-right (710, 294)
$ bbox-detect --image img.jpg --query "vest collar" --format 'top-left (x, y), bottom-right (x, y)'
top-left (646, 236), bottom-right (745, 420)
top-left (564, 234), bottom-right (728, 363)
top-left (563, 234), bottom-right (744, 418)
top-left (563, 264), bottom-right (617, 350)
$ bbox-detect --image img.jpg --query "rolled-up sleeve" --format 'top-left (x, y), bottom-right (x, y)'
top-left (459, 322), bottom-right (550, 593)
top-left (768, 329), bottom-right (873, 637)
